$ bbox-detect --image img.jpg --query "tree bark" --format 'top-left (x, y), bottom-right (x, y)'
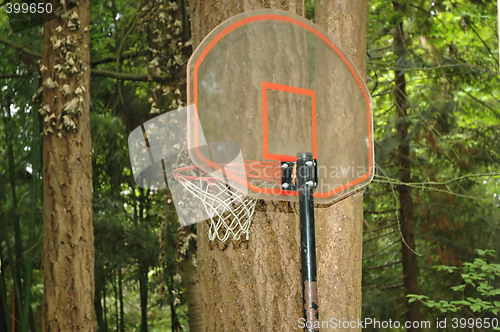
top-left (314, 2), bottom-right (367, 329)
top-left (181, 249), bottom-right (202, 331)
top-left (189, 0), bottom-right (367, 331)
top-left (392, 2), bottom-right (421, 328)
top-left (41, 1), bottom-right (95, 331)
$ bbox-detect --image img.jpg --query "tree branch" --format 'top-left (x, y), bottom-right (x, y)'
top-left (0, 37), bottom-right (179, 83)
top-left (462, 89), bottom-right (500, 118)
top-left (364, 229), bottom-right (398, 243)
top-left (91, 50), bottom-right (149, 66)
top-left (364, 222), bottom-right (399, 233)
top-left (363, 240), bottom-right (402, 260)
top-left (365, 261), bottom-right (402, 270)
top-left (0, 37), bottom-right (41, 59)
top-left (365, 209), bottom-right (398, 214)
top-left (91, 69), bottom-right (175, 83)
top-left (374, 172), bottom-right (500, 188)
top-left (0, 73), bottom-right (30, 79)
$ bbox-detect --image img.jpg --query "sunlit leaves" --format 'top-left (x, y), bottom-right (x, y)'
top-left (408, 250), bottom-right (500, 317)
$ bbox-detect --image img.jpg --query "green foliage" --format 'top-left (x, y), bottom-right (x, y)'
top-left (363, 0), bottom-right (499, 324)
top-left (305, 0), bottom-right (315, 21)
top-left (408, 249), bottom-right (500, 316)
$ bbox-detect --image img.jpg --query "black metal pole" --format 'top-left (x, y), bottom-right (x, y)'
top-left (297, 152), bottom-right (319, 332)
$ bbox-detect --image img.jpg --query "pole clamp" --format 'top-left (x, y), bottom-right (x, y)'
top-left (281, 159), bottom-right (318, 191)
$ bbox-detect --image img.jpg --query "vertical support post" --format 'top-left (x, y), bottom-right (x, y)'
top-left (297, 152), bottom-right (319, 331)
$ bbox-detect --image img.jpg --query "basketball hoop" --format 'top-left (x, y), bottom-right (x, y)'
top-left (172, 161), bottom-right (281, 241)
top-left (128, 9), bottom-right (375, 328)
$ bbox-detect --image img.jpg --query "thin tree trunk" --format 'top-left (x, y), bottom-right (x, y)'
top-left (159, 210), bottom-right (181, 332)
top-left (136, 188), bottom-right (149, 332)
top-left (113, 270), bottom-right (119, 332)
top-left (102, 274), bottom-right (108, 332)
top-left (3, 108), bottom-right (24, 330)
top-left (41, 0), bottom-right (95, 330)
top-left (139, 264), bottom-right (148, 332)
top-left (4, 108), bottom-right (24, 280)
top-left (189, 1), bottom-right (367, 331)
top-left (392, 2), bottom-right (421, 328)
top-left (12, 286), bottom-right (16, 331)
top-left (94, 269), bottom-right (105, 332)
top-left (2, 225), bottom-right (22, 330)
top-left (118, 267), bottom-right (124, 332)
top-left (0, 242), bottom-right (9, 332)
top-left (169, 296), bottom-right (179, 332)
top-left (181, 251), bottom-right (201, 331)
top-left (21, 77), bottom-right (42, 332)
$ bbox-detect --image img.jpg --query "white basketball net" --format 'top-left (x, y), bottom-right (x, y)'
top-left (174, 167), bottom-right (257, 242)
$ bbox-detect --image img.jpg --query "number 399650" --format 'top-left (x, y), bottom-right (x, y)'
top-left (5, 2), bottom-right (53, 14)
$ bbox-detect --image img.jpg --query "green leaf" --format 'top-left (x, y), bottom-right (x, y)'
top-left (476, 249), bottom-right (496, 258)
top-left (475, 258), bottom-right (487, 266)
top-left (476, 249), bottom-right (487, 256)
top-left (407, 294), bottom-right (428, 302)
top-left (451, 284), bottom-right (466, 292)
top-left (434, 265), bottom-right (457, 273)
top-left (470, 304), bottom-right (481, 312)
top-left (425, 301), bottom-right (436, 308)
top-left (489, 289), bottom-right (500, 296)
top-left (451, 300), bottom-right (471, 306)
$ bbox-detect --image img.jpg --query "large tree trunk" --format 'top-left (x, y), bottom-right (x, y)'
top-left (41, 1), bottom-right (95, 330)
top-left (314, 1), bottom-right (367, 328)
top-left (189, 1), bottom-right (367, 330)
top-left (392, 3), bottom-right (420, 328)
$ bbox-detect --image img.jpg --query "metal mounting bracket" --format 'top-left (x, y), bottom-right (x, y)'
top-left (280, 159), bottom-right (318, 191)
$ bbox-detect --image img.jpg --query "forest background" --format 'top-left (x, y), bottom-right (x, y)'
top-left (0, 0), bottom-right (498, 331)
